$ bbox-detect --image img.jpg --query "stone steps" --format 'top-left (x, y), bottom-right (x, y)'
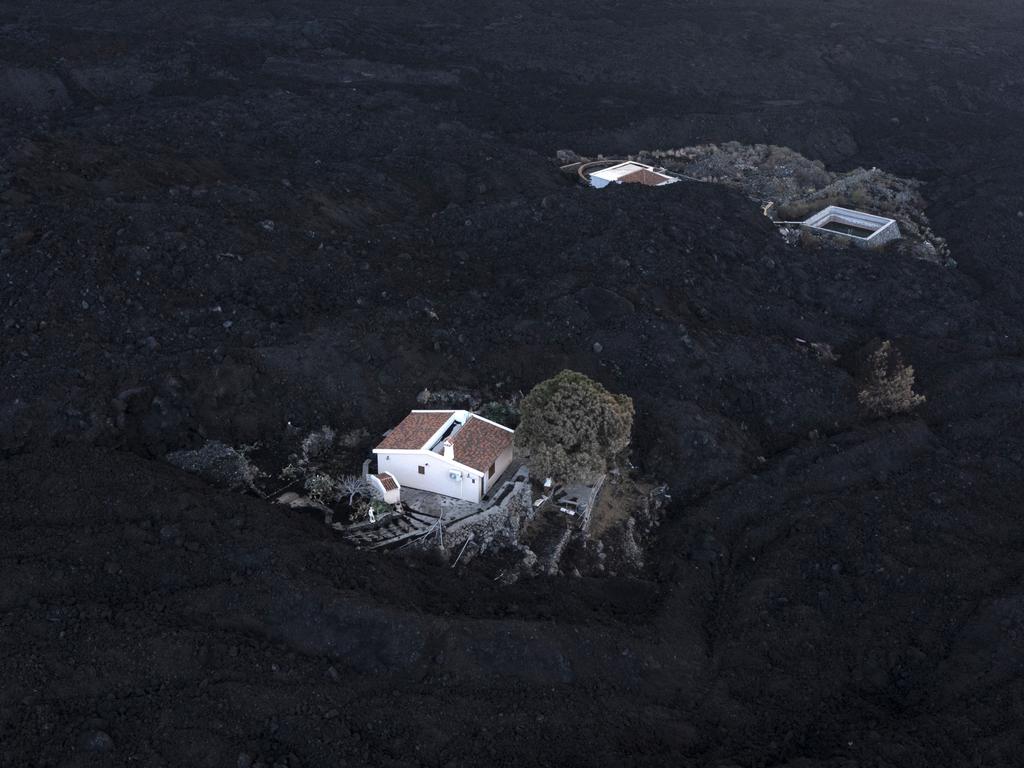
top-left (529, 508), bottom-right (575, 575)
top-left (341, 512), bottom-right (429, 549)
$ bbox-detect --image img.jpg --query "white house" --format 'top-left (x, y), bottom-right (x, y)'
top-left (372, 410), bottom-right (515, 503)
top-left (589, 161), bottom-right (679, 189)
top-left (801, 205), bottom-right (900, 248)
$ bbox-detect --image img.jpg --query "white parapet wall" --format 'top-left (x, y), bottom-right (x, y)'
top-left (588, 161), bottom-right (679, 188)
top-left (801, 206), bottom-right (901, 249)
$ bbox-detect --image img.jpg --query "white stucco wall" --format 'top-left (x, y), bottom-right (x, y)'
top-left (375, 451), bottom-right (484, 502)
top-left (368, 473), bottom-right (401, 504)
top-left (482, 443), bottom-right (514, 497)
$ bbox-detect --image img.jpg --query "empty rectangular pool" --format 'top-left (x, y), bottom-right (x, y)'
top-left (802, 206), bottom-right (900, 248)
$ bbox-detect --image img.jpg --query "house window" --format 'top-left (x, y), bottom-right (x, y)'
top-left (418, 466), bottom-right (425, 475)
top-left (488, 463), bottom-right (495, 478)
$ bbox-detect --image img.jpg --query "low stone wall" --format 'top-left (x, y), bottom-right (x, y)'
top-left (444, 475), bottom-right (535, 562)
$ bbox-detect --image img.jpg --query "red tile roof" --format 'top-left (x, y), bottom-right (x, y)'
top-left (373, 473), bottom-right (398, 491)
top-left (618, 168), bottom-right (672, 186)
top-left (448, 416), bottom-right (513, 473)
top-left (375, 411), bottom-right (453, 450)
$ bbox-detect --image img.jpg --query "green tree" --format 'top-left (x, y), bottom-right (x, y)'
top-left (515, 370), bottom-right (634, 483)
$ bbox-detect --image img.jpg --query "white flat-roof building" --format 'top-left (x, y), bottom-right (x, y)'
top-left (589, 161), bottom-right (679, 189)
top-left (801, 206), bottom-right (900, 248)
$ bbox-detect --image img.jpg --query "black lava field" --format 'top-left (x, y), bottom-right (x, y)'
top-left (2, 1), bottom-right (1024, 766)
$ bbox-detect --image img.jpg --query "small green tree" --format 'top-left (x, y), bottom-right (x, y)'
top-left (858, 340), bottom-right (926, 417)
top-left (515, 370), bottom-right (634, 483)
top-left (304, 472), bottom-right (337, 505)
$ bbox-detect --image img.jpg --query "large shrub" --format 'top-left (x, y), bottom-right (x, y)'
top-left (515, 370), bottom-right (634, 483)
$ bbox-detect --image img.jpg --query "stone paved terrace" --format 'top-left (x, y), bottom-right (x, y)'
top-left (400, 461), bottom-right (527, 520)
top-left (399, 488), bottom-right (481, 521)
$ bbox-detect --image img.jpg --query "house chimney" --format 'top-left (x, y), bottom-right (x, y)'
top-left (443, 440), bottom-right (455, 461)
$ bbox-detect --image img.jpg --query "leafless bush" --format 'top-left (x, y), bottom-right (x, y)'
top-left (337, 474), bottom-right (372, 505)
top-left (857, 340), bottom-right (926, 416)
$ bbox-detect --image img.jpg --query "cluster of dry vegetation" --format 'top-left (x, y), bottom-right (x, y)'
top-left (857, 340), bottom-right (926, 417)
top-left (624, 142), bottom-right (951, 265)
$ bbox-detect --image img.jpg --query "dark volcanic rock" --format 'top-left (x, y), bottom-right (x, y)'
top-left (2, 0), bottom-right (1024, 766)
